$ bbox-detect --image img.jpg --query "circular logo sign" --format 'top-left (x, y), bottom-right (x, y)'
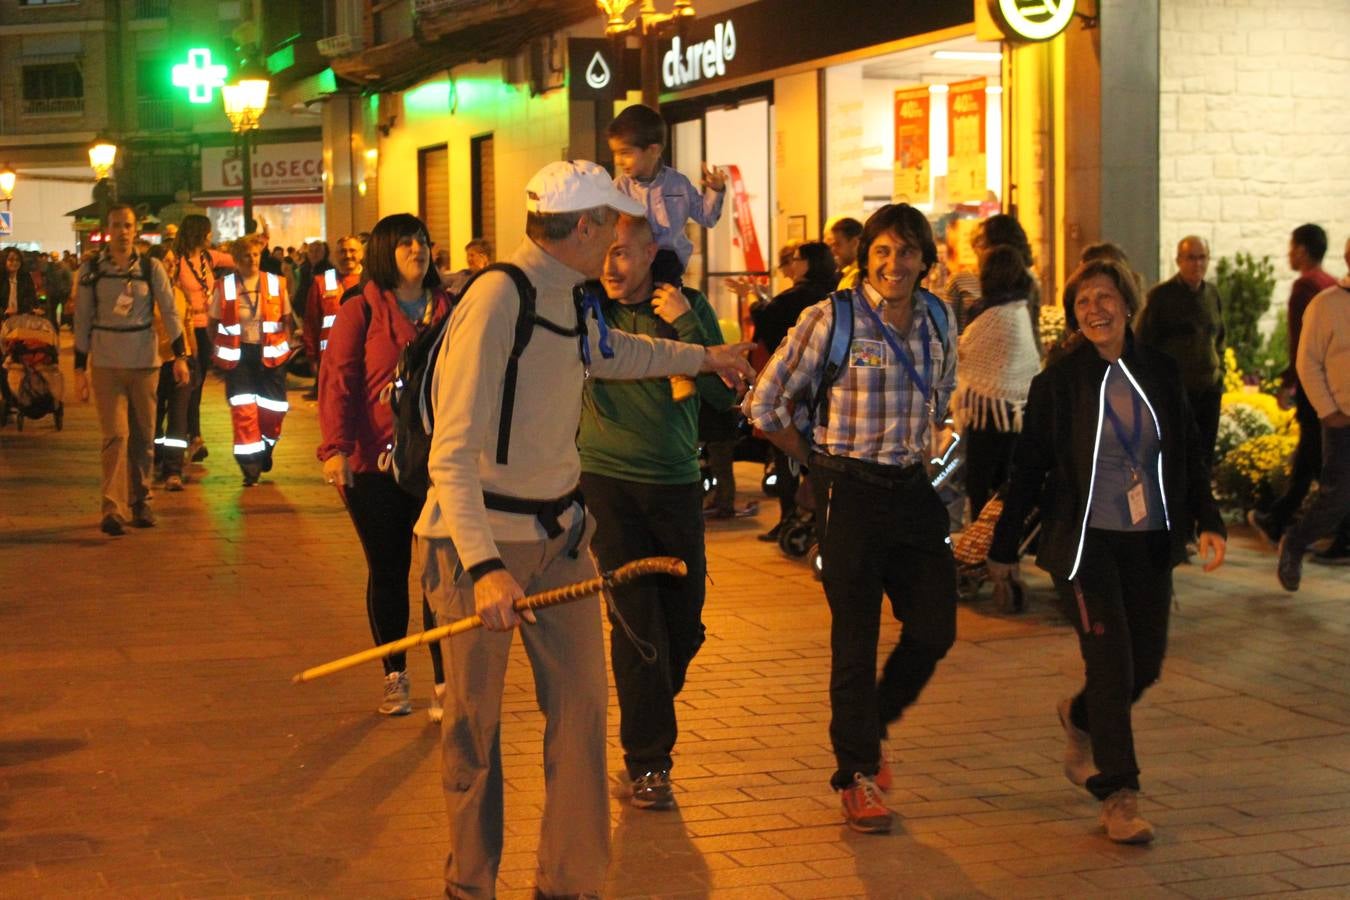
top-left (992, 0), bottom-right (1077, 41)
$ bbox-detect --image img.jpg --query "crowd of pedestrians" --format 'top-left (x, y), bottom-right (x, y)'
top-left (7, 100), bottom-right (1349, 897)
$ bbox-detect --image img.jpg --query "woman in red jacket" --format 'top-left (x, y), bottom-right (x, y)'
top-left (317, 214), bottom-right (450, 718)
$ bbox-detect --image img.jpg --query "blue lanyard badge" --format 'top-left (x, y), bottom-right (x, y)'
top-left (1103, 379), bottom-right (1144, 474)
top-left (858, 292), bottom-right (932, 400)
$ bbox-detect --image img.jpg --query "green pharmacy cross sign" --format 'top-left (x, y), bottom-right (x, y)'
top-left (172, 49), bottom-right (228, 104)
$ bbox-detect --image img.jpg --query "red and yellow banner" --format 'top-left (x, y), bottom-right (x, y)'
top-left (893, 86), bottom-right (930, 202)
top-left (946, 77), bottom-right (987, 203)
top-left (726, 164), bottom-right (766, 274)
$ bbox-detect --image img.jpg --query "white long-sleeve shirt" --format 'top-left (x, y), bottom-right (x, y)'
top-left (1296, 281), bottom-right (1350, 419)
top-left (414, 238), bottom-right (706, 569)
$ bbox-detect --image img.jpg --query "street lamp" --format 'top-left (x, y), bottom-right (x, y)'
top-left (88, 134), bottom-right (119, 229)
top-left (222, 61), bottom-right (270, 235)
top-left (0, 163), bottom-right (15, 209)
top-left (597, 0), bottom-right (696, 106)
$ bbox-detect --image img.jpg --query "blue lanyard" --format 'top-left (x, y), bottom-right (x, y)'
top-left (575, 284), bottom-right (613, 368)
top-left (1103, 372), bottom-right (1144, 472)
top-left (857, 291), bottom-right (932, 399)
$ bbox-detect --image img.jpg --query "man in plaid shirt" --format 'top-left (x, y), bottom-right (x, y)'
top-left (743, 203), bottom-right (958, 834)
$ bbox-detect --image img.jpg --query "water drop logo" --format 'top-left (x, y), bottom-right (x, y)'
top-left (585, 52), bottom-right (612, 91)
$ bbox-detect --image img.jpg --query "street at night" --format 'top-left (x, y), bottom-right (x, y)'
top-left (2, 344), bottom-right (1348, 897)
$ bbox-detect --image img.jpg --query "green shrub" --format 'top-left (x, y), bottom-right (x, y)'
top-left (1214, 252), bottom-right (1277, 375)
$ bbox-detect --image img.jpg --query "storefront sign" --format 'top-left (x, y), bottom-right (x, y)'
top-left (567, 39), bottom-right (640, 100)
top-left (662, 20), bottom-right (737, 90)
top-left (893, 86), bottom-right (931, 202)
top-left (201, 142), bottom-right (324, 194)
top-left (727, 165), bottom-right (766, 274)
top-left (990, 0), bottom-right (1076, 42)
top-left (656, 0), bottom-right (969, 95)
top-left (946, 78), bottom-right (987, 203)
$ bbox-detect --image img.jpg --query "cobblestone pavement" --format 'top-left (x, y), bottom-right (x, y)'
top-left (2, 349), bottom-right (1348, 899)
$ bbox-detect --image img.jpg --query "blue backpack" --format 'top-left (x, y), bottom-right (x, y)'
top-left (808, 287), bottom-right (952, 427)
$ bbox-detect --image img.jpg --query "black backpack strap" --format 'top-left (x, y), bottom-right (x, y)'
top-left (493, 263), bottom-right (537, 465)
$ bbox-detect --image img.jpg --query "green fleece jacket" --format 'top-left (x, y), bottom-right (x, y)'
top-left (579, 287), bottom-right (736, 484)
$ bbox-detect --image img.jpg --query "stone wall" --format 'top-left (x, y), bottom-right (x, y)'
top-left (1159, 0), bottom-right (1350, 327)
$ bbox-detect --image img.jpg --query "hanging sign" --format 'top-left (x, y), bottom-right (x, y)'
top-left (566, 38), bottom-right (640, 100)
top-left (989, 0), bottom-right (1077, 42)
top-left (946, 78), bottom-right (987, 203)
top-left (726, 164), bottom-right (766, 274)
top-left (893, 86), bottom-right (930, 202)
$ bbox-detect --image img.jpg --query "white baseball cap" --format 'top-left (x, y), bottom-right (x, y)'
top-left (525, 160), bottom-right (645, 217)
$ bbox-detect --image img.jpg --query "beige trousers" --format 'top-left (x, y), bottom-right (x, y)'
top-left (90, 366), bottom-right (157, 520)
top-left (417, 513), bottom-right (608, 899)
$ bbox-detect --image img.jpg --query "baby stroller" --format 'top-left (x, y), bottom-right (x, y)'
top-left (1, 311), bottom-right (64, 431)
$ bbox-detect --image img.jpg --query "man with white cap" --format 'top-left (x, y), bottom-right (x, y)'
top-left (414, 159), bottom-right (753, 899)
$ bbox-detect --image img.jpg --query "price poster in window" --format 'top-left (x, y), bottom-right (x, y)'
top-left (893, 86), bottom-right (931, 202)
top-left (946, 77), bottom-right (987, 203)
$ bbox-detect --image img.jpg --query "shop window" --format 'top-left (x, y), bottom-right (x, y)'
top-left (21, 62), bottom-right (83, 116)
top-left (418, 144), bottom-right (449, 251)
top-left (470, 133), bottom-right (494, 251)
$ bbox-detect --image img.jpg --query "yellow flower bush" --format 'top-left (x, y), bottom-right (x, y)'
top-left (1222, 347), bottom-right (1244, 394)
top-left (1221, 390), bottom-right (1298, 436)
top-left (1214, 433), bottom-right (1297, 510)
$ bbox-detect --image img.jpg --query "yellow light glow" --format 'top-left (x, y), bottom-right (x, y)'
top-left (364, 148), bottom-right (378, 164)
top-left (0, 164), bottom-right (15, 199)
top-left (223, 75), bottom-right (270, 132)
top-left (89, 141), bottom-right (118, 180)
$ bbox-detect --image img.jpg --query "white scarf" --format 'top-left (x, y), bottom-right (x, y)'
top-left (953, 300), bottom-right (1041, 432)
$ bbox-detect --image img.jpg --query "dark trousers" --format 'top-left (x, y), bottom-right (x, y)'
top-left (223, 344), bottom-right (288, 476)
top-left (1268, 389), bottom-right (1323, 533)
top-left (1286, 424), bottom-right (1350, 556)
top-left (153, 360), bottom-right (191, 476)
top-left (581, 472), bottom-right (707, 778)
top-left (187, 326), bottom-right (211, 440)
top-left (341, 471), bottom-right (444, 681)
top-left (813, 463), bottom-right (957, 789)
top-left (1187, 385), bottom-right (1223, 470)
top-left (770, 445), bottom-right (799, 523)
top-left (1053, 529), bottom-right (1172, 800)
top-left (963, 426), bottom-right (1018, 519)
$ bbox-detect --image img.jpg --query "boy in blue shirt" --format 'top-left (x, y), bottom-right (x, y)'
top-left (607, 104), bottom-right (727, 401)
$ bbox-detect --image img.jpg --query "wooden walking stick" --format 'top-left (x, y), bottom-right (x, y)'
top-left (292, 556), bottom-right (687, 684)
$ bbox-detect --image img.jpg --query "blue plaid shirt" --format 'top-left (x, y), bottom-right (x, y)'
top-left (743, 283), bottom-right (956, 467)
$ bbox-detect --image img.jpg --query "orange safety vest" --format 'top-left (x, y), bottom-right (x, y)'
top-left (316, 269), bottom-right (362, 354)
top-left (214, 272), bottom-right (291, 370)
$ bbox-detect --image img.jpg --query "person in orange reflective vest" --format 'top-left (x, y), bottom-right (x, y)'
top-left (302, 234), bottom-right (364, 400)
top-left (209, 234), bottom-right (293, 486)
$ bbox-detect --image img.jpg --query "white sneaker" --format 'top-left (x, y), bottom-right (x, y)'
top-left (1100, 788), bottom-right (1154, 843)
top-left (378, 671), bottom-right (412, 716)
top-left (1057, 697), bottom-right (1096, 786)
top-left (427, 682), bottom-right (446, 723)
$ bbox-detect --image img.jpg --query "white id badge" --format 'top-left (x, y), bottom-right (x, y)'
top-left (1127, 481), bottom-right (1148, 525)
top-left (113, 285), bottom-right (135, 317)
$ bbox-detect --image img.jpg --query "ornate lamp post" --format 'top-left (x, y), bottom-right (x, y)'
top-left (0, 163), bottom-right (15, 211)
top-left (88, 134), bottom-right (119, 227)
top-left (596, 0), bottom-right (696, 106)
top-left (222, 62), bottom-right (270, 234)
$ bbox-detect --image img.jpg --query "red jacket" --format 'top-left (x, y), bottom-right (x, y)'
top-left (316, 280), bottom-right (451, 473)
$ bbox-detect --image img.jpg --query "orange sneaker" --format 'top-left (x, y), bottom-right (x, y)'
top-left (840, 773), bottom-right (893, 833)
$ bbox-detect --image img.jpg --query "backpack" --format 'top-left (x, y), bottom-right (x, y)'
top-left (380, 262), bottom-right (586, 498)
top-left (808, 286), bottom-right (952, 428)
top-left (80, 256), bottom-right (157, 331)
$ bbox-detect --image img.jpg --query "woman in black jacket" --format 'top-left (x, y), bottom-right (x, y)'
top-left (987, 258), bottom-right (1227, 844)
top-left (2, 248), bottom-right (39, 320)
